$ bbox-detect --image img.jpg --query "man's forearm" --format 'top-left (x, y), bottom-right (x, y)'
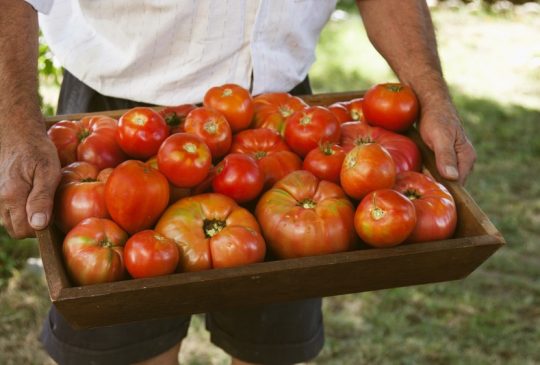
top-left (356, 0), bottom-right (451, 109)
top-left (0, 1), bottom-right (42, 136)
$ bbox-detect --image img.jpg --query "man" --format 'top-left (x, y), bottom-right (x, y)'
top-left (0, 0), bottom-right (476, 364)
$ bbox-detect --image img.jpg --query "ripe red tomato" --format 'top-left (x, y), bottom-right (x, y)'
top-left (394, 171), bottom-right (457, 243)
top-left (302, 143), bottom-right (345, 184)
top-left (55, 162), bottom-right (110, 233)
top-left (48, 116), bottom-right (127, 169)
top-left (124, 230), bottom-right (179, 278)
top-left (105, 160), bottom-right (170, 234)
top-left (155, 193), bottom-right (265, 271)
top-left (328, 102), bottom-right (351, 124)
top-left (256, 170), bottom-right (356, 258)
top-left (212, 153), bottom-right (264, 203)
top-left (230, 128), bottom-right (302, 190)
top-left (184, 107), bottom-right (232, 160)
top-left (62, 217), bottom-right (128, 286)
top-left (203, 84), bottom-right (253, 133)
top-left (252, 92), bottom-right (307, 135)
top-left (341, 122), bottom-right (422, 173)
top-left (146, 156), bottom-right (191, 205)
top-left (347, 98), bottom-right (365, 122)
top-left (340, 143), bottom-right (396, 200)
top-left (157, 133), bottom-right (212, 188)
top-left (116, 107), bottom-right (169, 159)
top-left (284, 106), bottom-right (340, 157)
top-left (363, 83), bottom-right (419, 132)
top-left (354, 189), bottom-right (416, 248)
top-left (159, 104), bottom-right (196, 134)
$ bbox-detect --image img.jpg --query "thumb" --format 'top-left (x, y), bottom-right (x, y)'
top-left (26, 166), bottom-right (59, 230)
top-left (433, 137), bottom-right (459, 181)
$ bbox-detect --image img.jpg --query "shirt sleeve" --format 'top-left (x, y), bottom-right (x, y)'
top-left (24, 0), bottom-right (53, 14)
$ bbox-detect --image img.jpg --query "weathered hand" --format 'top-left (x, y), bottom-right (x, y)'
top-left (418, 101), bottom-right (476, 185)
top-left (0, 126), bottom-right (61, 238)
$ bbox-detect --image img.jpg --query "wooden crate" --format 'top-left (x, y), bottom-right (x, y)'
top-left (37, 91), bottom-right (504, 328)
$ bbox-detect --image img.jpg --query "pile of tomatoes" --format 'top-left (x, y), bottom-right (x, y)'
top-left (48, 83), bottom-right (457, 286)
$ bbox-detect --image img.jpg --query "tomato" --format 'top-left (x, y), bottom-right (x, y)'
top-left (354, 189), bottom-right (416, 248)
top-left (157, 133), bottom-right (212, 188)
top-left (124, 230), bottom-right (179, 278)
top-left (184, 107), bottom-right (232, 160)
top-left (284, 106), bottom-right (340, 157)
top-left (341, 122), bottom-right (422, 173)
top-left (347, 98), bottom-right (365, 122)
top-left (230, 128), bottom-right (302, 190)
top-left (116, 107), bottom-right (169, 159)
top-left (203, 83), bottom-right (253, 133)
top-left (363, 83), bottom-right (419, 132)
top-left (55, 162), bottom-right (109, 233)
top-left (159, 104), bottom-right (196, 134)
top-left (252, 92), bottom-right (307, 135)
top-left (62, 217), bottom-right (127, 286)
top-left (328, 102), bottom-right (351, 124)
top-left (155, 193), bottom-right (265, 271)
top-left (212, 153), bottom-right (264, 203)
top-left (302, 143), bottom-right (345, 184)
top-left (340, 143), bottom-right (396, 200)
top-left (105, 160), bottom-right (169, 234)
top-left (394, 171), bottom-right (457, 243)
top-left (146, 156), bottom-right (191, 204)
top-left (256, 170), bottom-right (356, 258)
top-left (96, 168), bottom-right (113, 183)
top-left (48, 116), bottom-right (127, 169)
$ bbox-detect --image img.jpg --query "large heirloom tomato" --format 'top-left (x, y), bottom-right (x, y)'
top-left (155, 193), bottom-right (265, 271)
top-left (252, 92), bottom-right (307, 135)
top-left (62, 217), bottom-right (128, 286)
top-left (184, 107), bottom-right (232, 160)
top-left (363, 83), bottom-right (419, 132)
top-left (204, 83), bottom-right (254, 133)
top-left (284, 106), bottom-right (340, 157)
top-left (55, 162), bottom-right (109, 233)
top-left (105, 160), bottom-right (169, 234)
top-left (256, 170), bottom-right (356, 259)
top-left (394, 171), bottom-right (457, 243)
top-left (159, 104), bottom-right (196, 134)
top-left (341, 122), bottom-right (421, 173)
top-left (212, 153), bottom-right (264, 203)
top-left (117, 107), bottom-right (169, 159)
top-left (124, 230), bottom-right (179, 278)
top-left (230, 128), bottom-right (301, 190)
top-left (302, 143), bottom-right (346, 184)
top-left (354, 189), bottom-right (416, 248)
top-left (47, 116), bottom-right (127, 169)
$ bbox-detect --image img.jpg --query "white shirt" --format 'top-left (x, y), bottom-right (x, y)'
top-left (27, 0), bottom-right (337, 105)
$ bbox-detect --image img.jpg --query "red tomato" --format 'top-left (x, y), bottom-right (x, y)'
top-left (105, 160), bottom-right (170, 234)
top-left (212, 153), bottom-right (264, 203)
top-left (340, 143), bottom-right (396, 200)
top-left (354, 189), bottom-right (417, 248)
top-left (252, 92), bottom-right (307, 135)
top-left (146, 156), bottom-right (191, 205)
top-left (203, 84), bottom-right (253, 133)
top-left (184, 107), bottom-right (232, 160)
top-left (394, 171), bottom-right (457, 243)
top-left (341, 122), bottom-right (422, 173)
top-left (96, 167), bottom-right (113, 183)
top-left (48, 116), bottom-right (127, 169)
top-left (230, 128), bottom-right (302, 190)
top-left (159, 104), bottom-right (196, 134)
top-left (347, 98), bottom-right (365, 122)
top-left (256, 170), bottom-right (356, 258)
top-left (155, 193), bottom-right (265, 271)
top-left (116, 107), bottom-right (169, 159)
top-left (363, 83), bottom-right (419, 132)
top-left (328, 102), bottom-right (351, 124)
top-left (124, 230), bottom-right (179, 278)
top-left (62, 217), bottom-right (128, 286)
top-left (157, 133), bottom-right (212, 188)
top-left (303, 143), bottom-right (346, 184)
top-left (284, 106), bottom-right (340, 157)
top-left (55, 162), bottom-right (109, 233)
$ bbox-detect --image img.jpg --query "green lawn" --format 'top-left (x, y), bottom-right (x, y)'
top-left (1, 4), bottom-right (539, 365)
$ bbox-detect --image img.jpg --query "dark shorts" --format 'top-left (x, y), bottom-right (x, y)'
top-left (40, 71), bottom-right (324, 365)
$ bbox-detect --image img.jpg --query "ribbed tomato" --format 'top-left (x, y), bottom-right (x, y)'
top-left (252, 92), bottom-right (307, 135)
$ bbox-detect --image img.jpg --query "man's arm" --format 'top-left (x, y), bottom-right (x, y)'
top-left (356, 0), bottom-right (476, 184)
top-left (0, 1), bottom-right (60, 238)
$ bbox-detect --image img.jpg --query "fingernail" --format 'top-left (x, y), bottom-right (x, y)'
top-left (445, 166), bottom-right (459, 179)
top-left (31, 213), bottom-right (47, 228)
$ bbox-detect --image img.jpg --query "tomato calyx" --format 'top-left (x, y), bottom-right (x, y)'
top-left (403, 189), bottom-right (422, 200)
top-left (320, 143), bottom-right (336, 156)
top-left (99, 238), bottom-right (114, 248)
top-left (370, 207), bottom-right (386, 221)
top-left (298, 199), bottom-right (317, 209)
top-left (78, 129), bottom-right (91, 142)
top-left (165, 114), bottom-right (181, 127)
top-left (354, 137), bottom-right (374, 146)
top-left (183, 142), bottom-right (197, 154)
top-left (203, 219), bottom-right (226, 238)
top-left (385, 84), bottom-right (404, 93)
top-left (203, 120), bottom-right (218, 134)
top-left (279, 106), bottom-right (294, 118)
top-left (299, 114), bottom-right (312, 126)
top-left (254, 151), bottom-right (267, 160)
top-left (80, 177), bottom-right (98, 183)
top-left (222, 88), bottom-right (233, 97)
top-left (132, 114), bottom-right (148, 126)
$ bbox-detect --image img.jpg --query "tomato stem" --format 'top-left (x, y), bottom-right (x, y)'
top-left (204, 219), bottom-right (226, 238)
top-left (222, 88), bottom-right (233, 97)
top-left (279, 106), bottom-right (293, 118)
top-left (298, 199), bottom-right (317, 209)
top-left (299, 115), bottom-right (311, 126)
top-left (78, 129), bottom-right (91, 142)
top-left (165, 114), bottom-right (181, 127)
top-left (183, 142), bottom-right (197, 154)
top-left (100, 239), bottom-right (113, 248)
top-left (204, 120), bottom-right (218, 134)
top-left (386, 84), bottom-right (404, 93)
top-left (403, 189), bottom-right (421, 200)
top-left (254, 151), bottom-right (267, 160)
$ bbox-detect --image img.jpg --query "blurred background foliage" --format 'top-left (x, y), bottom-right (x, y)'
top-left (1, 1), bottom-right (539, 364)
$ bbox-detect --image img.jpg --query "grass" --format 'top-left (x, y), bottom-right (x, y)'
top-left (1, 3), bottom-right (539, 364)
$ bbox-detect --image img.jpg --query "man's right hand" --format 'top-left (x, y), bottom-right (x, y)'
top-left (0, 126), bottom-right (61, 239)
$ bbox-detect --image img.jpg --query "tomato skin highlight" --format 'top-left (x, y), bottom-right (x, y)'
top-left (124, 230), bottom-right (179, 278)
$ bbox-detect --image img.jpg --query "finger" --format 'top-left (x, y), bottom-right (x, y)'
top-left (432, 135), bottom-right (459, 181)
top-left (1, 207), bottom-right (16, 238)
top-left (8, 202), bottom-right (36, 239)
top-left (456, 139), bottom-right (477, 185)
top-left (26, 163), bottom-right (60, 231)
top-left (0, 182), bottom-right (34, 238)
